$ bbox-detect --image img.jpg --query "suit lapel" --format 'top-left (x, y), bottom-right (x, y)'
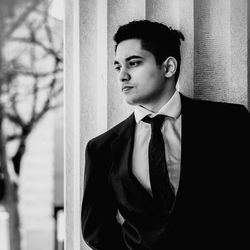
top-left (111, 114), bottom-right (135, 176)
top-left (110, 94), bottom-right (194, 180)
top-left (110, 95), bottom-right (201, 212)
top-left (110, 114), bottom-right (154, 203)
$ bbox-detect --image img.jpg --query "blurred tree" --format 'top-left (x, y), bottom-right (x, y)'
top-left (0, 2), bottom-right (6, 202)
top-left (2, 6), bottom-right (63, 175)
top-left (0, 1), bottom-right (63, 249)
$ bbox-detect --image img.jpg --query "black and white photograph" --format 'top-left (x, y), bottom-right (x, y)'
top-left (1, 0), bottom-right (249, 250)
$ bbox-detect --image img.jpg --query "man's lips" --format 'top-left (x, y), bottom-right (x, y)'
top-left (122, 85), bottom-right (134, 92)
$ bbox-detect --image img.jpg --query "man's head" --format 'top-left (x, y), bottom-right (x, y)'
top-left (114, 20), bottom-right (184, 83)
top-left (113, 20), bottom-right (184, 112)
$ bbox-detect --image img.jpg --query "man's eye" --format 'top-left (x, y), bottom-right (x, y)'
top-left (114, 65), bottom-right (121, 71)
top-left (129, 61), bottom-right (141, 67)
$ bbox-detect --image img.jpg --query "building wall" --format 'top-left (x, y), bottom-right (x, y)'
top-left (65, 1), bottom-right (249, 250)
top-left (18, 112), bottom-right (54, 250)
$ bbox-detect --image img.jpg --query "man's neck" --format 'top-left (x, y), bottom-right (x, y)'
top-left (140, 88), bottom-right (176, 113)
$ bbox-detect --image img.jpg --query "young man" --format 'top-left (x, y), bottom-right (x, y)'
top-left (81, 20), bottom-right (250, 249)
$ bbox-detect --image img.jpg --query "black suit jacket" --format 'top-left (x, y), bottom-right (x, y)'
top-left (81, 94), bottom-right (250, 250)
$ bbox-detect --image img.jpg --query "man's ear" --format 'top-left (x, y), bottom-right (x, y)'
top-left (163, 57), bottom-right (177, 78)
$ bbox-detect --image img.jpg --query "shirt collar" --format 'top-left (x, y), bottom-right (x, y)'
top-left (134, 90), bottom-right (182, 124)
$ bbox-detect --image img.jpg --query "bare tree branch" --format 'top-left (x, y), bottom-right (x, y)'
top-left (5, 0), bottom-right (44, 39)
top-left (6, 133), bottom-right (22, 142)
top-left (10, 36), bottom-right (63, 62)
top-left (2, 1), bottom-right (63, 179)
top-left (9, 94), bottom-right (25, 126)
top-left (5, 111), bottom-right (24, 127)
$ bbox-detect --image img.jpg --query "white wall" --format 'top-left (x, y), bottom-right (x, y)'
top-left (18, 112), bottom-right (54, 250)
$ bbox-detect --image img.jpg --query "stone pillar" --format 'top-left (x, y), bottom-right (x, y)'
top-left (178, 0), bottom-right (194, 97)
top-left (248, 0), bottom-right (250, 109)
top-left (65, 0), bottom-right (85, 249)
top-left (146, 0), bottom-right (180, 27)
top-left (194, 0), bottom-right (248, 106)
top-left (230, 0), bottom-right (248, 105)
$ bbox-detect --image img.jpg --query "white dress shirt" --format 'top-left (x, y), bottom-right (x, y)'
top-left (132, 90), bottom-right (182, 195)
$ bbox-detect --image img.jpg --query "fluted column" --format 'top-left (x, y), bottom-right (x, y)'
top-left (194, 0), bottom-right (248, 106)
top-left (230, 0), bottom-right (248, 105)
top-left (65, 0), bottom-right (98, 249)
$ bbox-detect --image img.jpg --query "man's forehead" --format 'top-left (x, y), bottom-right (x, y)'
top-left (115, 39), bottom-right (147, 62)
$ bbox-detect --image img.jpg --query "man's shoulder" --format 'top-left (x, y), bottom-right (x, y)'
top-left (182, 94), bottom-right (249, 116)
top-left (87, 113), bottom-right (134, 149)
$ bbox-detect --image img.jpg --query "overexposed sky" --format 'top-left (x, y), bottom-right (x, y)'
top-left (49, 0), bottom-right (64, 21)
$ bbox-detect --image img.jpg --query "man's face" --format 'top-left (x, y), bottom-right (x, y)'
top-left (114, 39), bottom-right (167, 111)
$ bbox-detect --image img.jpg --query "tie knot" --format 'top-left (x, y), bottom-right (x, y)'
top-left (143, 115), bottom-right (166, 131)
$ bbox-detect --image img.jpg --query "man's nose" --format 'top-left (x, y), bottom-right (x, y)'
top-left (119, 69), bottom-right (131, 82)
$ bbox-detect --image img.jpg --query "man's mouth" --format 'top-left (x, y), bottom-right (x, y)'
top-left (122, 86), bottom-right (134, 92)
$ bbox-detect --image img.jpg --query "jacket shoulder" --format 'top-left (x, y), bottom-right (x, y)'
top-left (87, 114), bottom-right (134, 150)
top-left (182, 94), bottom-right (249, 117)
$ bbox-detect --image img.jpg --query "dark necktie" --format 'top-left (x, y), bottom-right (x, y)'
top-left (143, 115), bottom-right (175, 215)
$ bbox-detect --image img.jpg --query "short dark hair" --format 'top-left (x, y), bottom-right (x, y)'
top-left (113, 20), bottom-right (185, 82)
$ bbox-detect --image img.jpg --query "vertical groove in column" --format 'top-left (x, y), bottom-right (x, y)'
top-left (145, 0), bottom-right (180, 28)
top-left (79, 0), bottom-right (98, 139)
top-left (64, 0), bottom-right (75, 249)
top-left (178, 0), bottom-right (194, 97)
top-left (79, 0), bottom-right (98, 249)
top-left (247, 0), bottom-right (250, 109)
top-left (230, 0), bottom-right (248, 106)
top-left (194, 0), bottom-right (231, 102)
top-left (97, 0), bottom-right (108, 134)
top-left (72, 0), bottom-right (81, 249)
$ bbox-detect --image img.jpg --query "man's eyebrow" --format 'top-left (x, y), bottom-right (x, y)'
top-left (114, 55), bottom-right (144, 65)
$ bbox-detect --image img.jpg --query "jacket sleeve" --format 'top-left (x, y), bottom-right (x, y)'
top-left (81, 141), bottom-right (127, 250)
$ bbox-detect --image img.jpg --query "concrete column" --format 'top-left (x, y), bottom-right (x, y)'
top-left (178, 0), bottom-right (194, 97)
top-left (65, 0), bottom-right (80, 248)
top-left (230, 0), bottom-right (248, 106)
top-left (194, 0), bottom-right (231, 102)
top-left (248, 1), bottom-right (250, 109)
top-left (146, 0), bottom-right (180, 27)
top-left (194, 0), bottom-right (248, 106)
top-left (65, 0), bottom-right (97, 249)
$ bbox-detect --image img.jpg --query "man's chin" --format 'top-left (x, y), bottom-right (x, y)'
top-left (124, 97), bottom-right (138, 106)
